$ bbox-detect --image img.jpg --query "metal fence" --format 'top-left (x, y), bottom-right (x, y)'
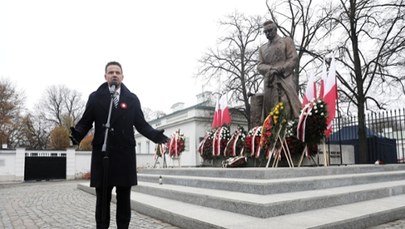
top-left (330, 108), bottom-right (405, 164)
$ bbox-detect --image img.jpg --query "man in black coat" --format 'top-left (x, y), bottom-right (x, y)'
top-left (70, 61), bottom-right (168, 229)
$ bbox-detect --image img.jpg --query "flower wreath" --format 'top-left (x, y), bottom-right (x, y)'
top-left (259, 102), bottom-right (287, 159)
top-left (198, 129), bottom-right (214, 160)
top-left (243, 126), bottom-right (262, 158)
top-left (168, 129), bottom-right (185, 158)
top-left (224, 126), bottom-right (246, 157)
top-left (212, 125), bottom-right (231, 157)
top-left (297, 99), bottom-right (328, 145)
top-left (154, 143), bottom-right (167, 159)
top-left (295, 99), bottom-right (328, 157)
top-left (285, 119), bottom-right (305, 156)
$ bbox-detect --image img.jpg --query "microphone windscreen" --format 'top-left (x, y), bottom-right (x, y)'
top-left (109, 82), bottom-right (117, 94)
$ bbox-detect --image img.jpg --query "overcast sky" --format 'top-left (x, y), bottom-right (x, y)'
top-left (0, 0), bottom-right (269, 113)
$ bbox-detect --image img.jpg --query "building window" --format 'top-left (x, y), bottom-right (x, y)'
top-left (137, 142), bottom-right (142, 154)
top-left (146, 141), bottom-right (150, 154)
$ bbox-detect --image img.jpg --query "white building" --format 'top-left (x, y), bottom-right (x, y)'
top-left (135, 92), bottom-right (248, 167)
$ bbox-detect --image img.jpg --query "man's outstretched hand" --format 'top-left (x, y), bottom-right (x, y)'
top-left (155, 129), bottom-right (169, 144)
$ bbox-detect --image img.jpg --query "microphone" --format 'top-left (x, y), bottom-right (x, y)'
top-left (109, 81), bottom-right (118, 94)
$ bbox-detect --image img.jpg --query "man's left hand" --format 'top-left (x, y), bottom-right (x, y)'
top-left (155, 129), bottom-right (170, 144)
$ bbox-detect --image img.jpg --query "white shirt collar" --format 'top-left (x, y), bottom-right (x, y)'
top-left (109, 84), bottom-right (121, 97)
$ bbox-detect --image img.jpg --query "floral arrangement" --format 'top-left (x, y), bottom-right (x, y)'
top-left (243, 126), bottom-right (262, 158)
top-left (168, 129), bottom-right (185, 158)
top-left (259, 102), bottom-right (287, 159)
top-left (286, 120), bottom-right (298, 138)
top-left (283, 119), bottom-right (303, 156)
top-left (297, 99), bottom-right (328, 145)
top-left (212, 125), bottom-right (231, 157)
top-left (154, 143), bottom-right (167, 159)
top-left (224, 126), bottom-right (246, 157)
top-left (198, 129), bottom-right (214, 160)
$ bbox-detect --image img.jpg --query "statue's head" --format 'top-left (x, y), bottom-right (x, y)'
top-left (263, 20), bottom-right (277, 41)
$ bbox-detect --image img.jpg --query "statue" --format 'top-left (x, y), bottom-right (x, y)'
top-left (251, 20), bottom-right (301, 126)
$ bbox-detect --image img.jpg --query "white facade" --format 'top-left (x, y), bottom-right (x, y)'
top-left (135, 102), bottom-right (248, 167)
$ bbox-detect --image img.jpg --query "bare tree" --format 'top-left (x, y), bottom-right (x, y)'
top-left (14, 113), bottom-right (50, 149)
top-left (38, 85), bottom-right (84, 127)
top-left (266, 0), bottom-right (405, 163)
top-left (0, 78), bottom-right (24, 148)
top-left (329, 0), bottom-right (405, 163)
top-left (196, 12), bottom-right (263, 128)
top-left (142, 107), bottom-right (166, 121)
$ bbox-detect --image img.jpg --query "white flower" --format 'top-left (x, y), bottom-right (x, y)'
top-left (315, 110), bottom-right (318, 113)
top-left (321, 112), bottom-right (324, 116)
top-left (309, 112), bottom-right (312, 116)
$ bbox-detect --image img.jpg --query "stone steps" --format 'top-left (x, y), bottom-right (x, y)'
top-left (137, 170), bottom-right (405, 194)
top-left (132, 179), bottom-right (405, 218)
top-left (77, 164), bottom-right (405, 228)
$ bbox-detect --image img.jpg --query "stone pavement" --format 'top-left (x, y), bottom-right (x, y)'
top-left (1, 180), bottom-right (405, 229)
top-left (0, 180), bottom-right (179, 229)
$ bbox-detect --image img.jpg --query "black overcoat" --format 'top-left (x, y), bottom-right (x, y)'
top-left (75, 82), bottom-right (162, 187)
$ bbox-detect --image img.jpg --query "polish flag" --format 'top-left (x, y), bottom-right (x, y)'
top-left (211, 96), bottom-right (221, 128)
top-left (320, 57), bottom-right (337, 137)
top-left (212, 94), bottom-right (232, 128)
top-left (302, 71), bottom-right (317, 106)
top-left (219, 95), bottom-right (232, 126)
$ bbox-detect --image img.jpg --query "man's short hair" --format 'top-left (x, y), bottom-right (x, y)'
top-left (105, 61), bottom-right (123, 73)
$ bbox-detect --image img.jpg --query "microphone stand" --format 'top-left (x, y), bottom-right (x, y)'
top-left (101, 90), bottom-right (116, 227)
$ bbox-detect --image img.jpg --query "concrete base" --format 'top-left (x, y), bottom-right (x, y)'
top-left (78, 164), bottom-right (405, 229)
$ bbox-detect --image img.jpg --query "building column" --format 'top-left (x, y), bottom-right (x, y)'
top-left (15, 148), bottom-right (25, 181)
top-left (66, 148), bottom-right (76, 180)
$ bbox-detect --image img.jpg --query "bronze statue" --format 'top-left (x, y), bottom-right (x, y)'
top-left (251, 20), bottom-right (301, 126)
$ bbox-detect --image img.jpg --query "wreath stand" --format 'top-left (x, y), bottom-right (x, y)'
top-left (170, 157), bottom-right (181, 168)
top-left (153, 152), bottom-right (167, 168)
top-left (297, 141), bottom-right (329, 167)
top-left (266, 125), bottom-right (294, 168)
top-left (153, 145), bottom-right (168, 168)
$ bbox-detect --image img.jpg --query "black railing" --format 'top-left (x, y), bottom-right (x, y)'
top-left (330, 108), bottom-right (405, 164)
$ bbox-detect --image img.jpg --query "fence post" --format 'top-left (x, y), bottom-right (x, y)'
top-left (15, 147), bottom-right (25, 181)
top-left (66, 148), bottom-right (76, 180)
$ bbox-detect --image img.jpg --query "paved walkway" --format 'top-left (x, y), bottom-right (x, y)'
top-left (0, 180), bottom-right (179, 229)
top-left (0, 180), bottom-right (404, 229)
